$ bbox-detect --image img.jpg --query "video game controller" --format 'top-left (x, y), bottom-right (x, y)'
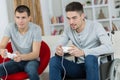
top-left (6, 52), bottom-right (17, 59)
top-left (62, 47), bottom-right (70, 53)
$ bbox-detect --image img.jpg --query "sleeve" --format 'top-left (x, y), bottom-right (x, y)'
top-left (33, 26), bottom-right (42, 42)
top-left (57, 27), bottom-right (70, 46)
top-left (3, 23), bottom-right (11, 38)
top-left (52, 27), bottom-right (70, 55)
top-left (83, 23), bottom-right (113, 56)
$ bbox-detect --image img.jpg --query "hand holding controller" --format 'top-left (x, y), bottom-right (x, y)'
top-left (6, 52), bottom-right (17, 59)
top-left (62, 47), bottom-right (71, 53)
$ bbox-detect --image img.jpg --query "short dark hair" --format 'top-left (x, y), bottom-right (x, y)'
top-left (15, 5), bottom-right (30, 16)
top-left (65, 2), bottom-right (84, 14)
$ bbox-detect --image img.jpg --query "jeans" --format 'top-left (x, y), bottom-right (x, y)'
top-left (49, 55), bottom-right (99, 80)
top-left (0, 60), bottom-right (40, 80)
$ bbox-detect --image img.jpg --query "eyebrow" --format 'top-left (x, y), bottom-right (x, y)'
top-left (67, 16), bottom-right (77, 19)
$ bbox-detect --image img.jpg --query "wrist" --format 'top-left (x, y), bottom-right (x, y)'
top-left (81, 50), bottom-right (85, 56)
top-left (20, 55), bottom-right (23, 61)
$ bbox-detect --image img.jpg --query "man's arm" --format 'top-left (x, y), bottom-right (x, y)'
top-left (83, 23), bottom-right (113, 56)
top-left (0, 36), bottom-right (10, 58)
top-left (15, 41), bottom-right (41, 61)
top-left (0, 36), bottom-right (10, 49)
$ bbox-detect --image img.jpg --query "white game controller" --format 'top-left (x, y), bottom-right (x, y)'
top-left (6, 52), bottom-right (17, 59)
top-left (62, 47), bottom-right (71, 53)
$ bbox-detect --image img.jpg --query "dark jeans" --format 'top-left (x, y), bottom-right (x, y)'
top-left (0, 60), bottom-right (40, 80)
top-left (49, 55), bottom-right (99, 80)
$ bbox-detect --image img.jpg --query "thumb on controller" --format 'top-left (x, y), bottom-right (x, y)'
top-left (0, 49), bottom-right (8, 58)
top-left (14, 51), bottom-right (20, 55)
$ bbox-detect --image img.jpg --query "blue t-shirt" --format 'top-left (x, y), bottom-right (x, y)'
top-left (4, 22), bottom-right (42, 54)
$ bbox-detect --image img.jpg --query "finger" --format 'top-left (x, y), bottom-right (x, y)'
top-left (59, 45), bottom-right (62, 48)
top-left (14, 57), bottom-right (20, 62)
top-left (2, 53), bottom-right (7, 58)
top-left (15, 51), bottom-right (18, 54)
top-left (5, 49), bottom-right (8, 52)
top-left (57, 51), bottom-right (63, 56)
top-left (15, 51), bottom-right (21, 56)
top-left (70, 45), bottom-right (75, 48)
top-left (69, 52), bottom-right (74, 56)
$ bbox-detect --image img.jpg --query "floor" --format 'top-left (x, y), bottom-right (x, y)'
top-left (40, 72), bottom-right (85, 80)
top-left (40, 72), bottom-right (49, 80)
top-left (40, 64), bottom-right (86, 80)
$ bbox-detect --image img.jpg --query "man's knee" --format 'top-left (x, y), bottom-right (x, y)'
top-left (0, 64), bottom-right (6, 77)
top-left (25, 61), bottom-right (39, 74)
top-left (50, 56), bottom-right (61, 64)
top-left (0, 66), bottom-right (3, 76)
top-left (85, 55), bottom-right (98, 66)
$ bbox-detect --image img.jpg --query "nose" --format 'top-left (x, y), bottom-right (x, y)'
top-left (19, 18), bottom-right (23, 23)
top-left (69, 19), bottom-right (73, 24)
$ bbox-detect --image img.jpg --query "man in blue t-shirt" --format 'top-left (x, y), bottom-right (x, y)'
top-left (0, 5), bottom-right (41, 80)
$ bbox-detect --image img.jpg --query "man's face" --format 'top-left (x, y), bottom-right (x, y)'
top-left (15, 12), bottom-right (30, 29)
top-left (66, 11), bottom-right (84, 30)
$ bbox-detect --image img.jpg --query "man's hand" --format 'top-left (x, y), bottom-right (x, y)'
top-left (69, 45), bottom-right (85, 57)
top-left (56, 45), bottom-right (64, 56)
top-left (0, 49), bottom-right (8, 58)
top-left (13, 51), bottom-right (22, 62)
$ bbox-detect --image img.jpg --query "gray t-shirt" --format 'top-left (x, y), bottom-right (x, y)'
top-left (57, 20), bottom-right (113, 63)
top-left (4, 22), bottom-right (42, 54)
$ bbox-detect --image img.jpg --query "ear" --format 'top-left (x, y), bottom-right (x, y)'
top-left (29, 16), bottom-right (32, 22)
top-left (81, 13), bottom-right (85, 20)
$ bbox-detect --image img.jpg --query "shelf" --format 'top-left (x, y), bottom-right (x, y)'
top-left (94, 4), bottom-right (108, 8)
top-left (97, 19), bottom-right (110, 22)
top-left (112, 18), bottom-right (120, 21)
top-left (50, 23), bottom-right (64, 27)
top-left (84, 5), bottom-right (93, 9)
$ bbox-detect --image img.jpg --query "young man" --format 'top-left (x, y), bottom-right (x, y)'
top-left (49, 2), bottom-right (113, 80)
top-left (0, 5), bottom-right (41, 80)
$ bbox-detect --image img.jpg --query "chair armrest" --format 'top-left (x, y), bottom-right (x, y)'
top-left (98, 53), bottom-right (113, 65)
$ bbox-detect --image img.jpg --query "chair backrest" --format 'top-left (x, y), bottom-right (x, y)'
top-left (1, 41), bottom-right (50, 80)
top-left (38, 41), bottom-right (51, 74)
top-left (112, 31), bottom-right (120, 59)
top-left (0, 42), bottom-right (13, 63)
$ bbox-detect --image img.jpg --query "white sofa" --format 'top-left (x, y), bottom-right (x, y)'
top-left (42, 35), bottom-right (60, 57)
top-left (42, 35), bottom-right (73, 72)
top-left (42, 35), bottom-right (72, 57)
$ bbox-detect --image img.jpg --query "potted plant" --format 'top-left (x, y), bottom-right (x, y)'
top-left (86, 1), bottom-right (91, 6)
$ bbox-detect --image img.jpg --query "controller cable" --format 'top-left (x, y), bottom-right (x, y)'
top-left (61, 54), bottom-right (66, 80)
top-left (2, 58), bottom-right (8, 80)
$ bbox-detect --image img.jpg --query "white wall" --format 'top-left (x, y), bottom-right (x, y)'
top-left (0, 0), bottom-right (9, 41)
top-left (0, 0), bottom-right (51, 38)
top-left (6, 0), bottom-right (14, 22)
top-left (40, 0), bottom-right (51, 35)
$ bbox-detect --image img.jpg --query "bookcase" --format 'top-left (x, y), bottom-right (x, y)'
top-left (40, 0), bottom-right (64, 35)
top-left (40, 0), bottom-right (120, 35)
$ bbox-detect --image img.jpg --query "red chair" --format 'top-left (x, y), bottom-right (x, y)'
top-left (0, 41), bottom-right (50, 80)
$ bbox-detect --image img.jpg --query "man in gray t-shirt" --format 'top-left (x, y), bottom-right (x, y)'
top-left (49, 2), bottom-right (113, 80)
top-left (0, 5), bottom-right (41, 80)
